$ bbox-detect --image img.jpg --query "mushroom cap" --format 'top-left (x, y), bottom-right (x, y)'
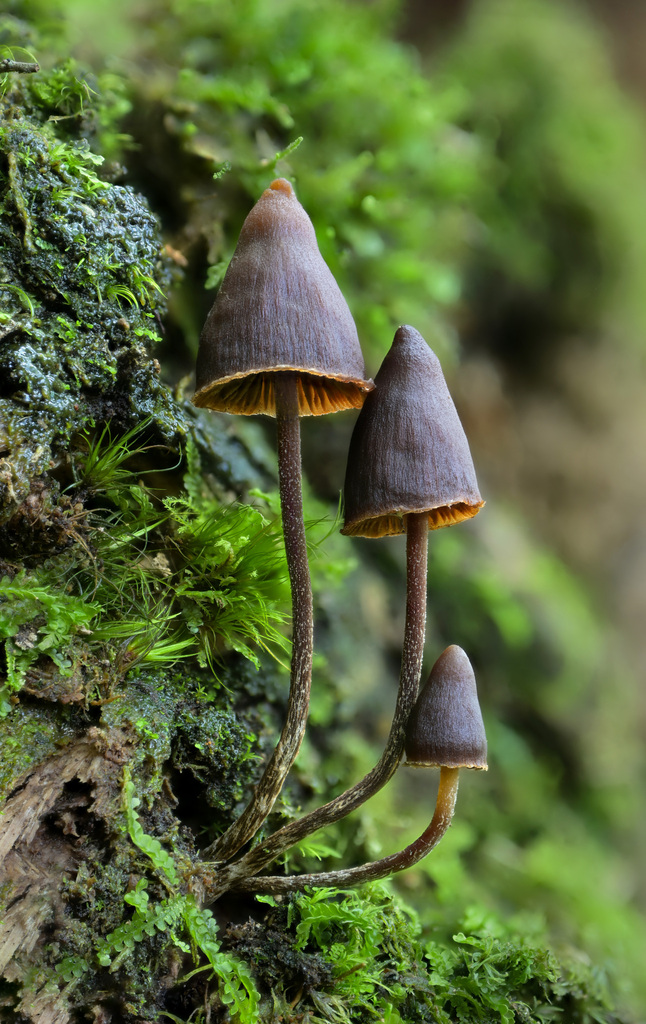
top-left (341, 325), bottom-right (484, 537)
top-left (193, 179), bottom-right (374, 417)
top-left (405, 645), bottom-right (488, 770)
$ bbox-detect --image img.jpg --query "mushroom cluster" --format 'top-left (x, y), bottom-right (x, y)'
top-left (193, 179), bottom-right (487, 900)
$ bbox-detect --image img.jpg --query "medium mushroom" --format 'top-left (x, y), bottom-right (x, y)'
top-left (209, 325), bottom-right (483, 895)
top-left (335, 323), bottom-right (483, 818)
top-left (230, 644), bottom-right (487, 892)
top-left (341, 324), bottom-right (484, 538)
top-left (195, 179), bottom-right (373, 862)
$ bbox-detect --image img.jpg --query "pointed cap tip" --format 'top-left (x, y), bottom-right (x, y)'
top-left (394, 324), bottom-right (422, 342)
top-left (392, 324), bottom-right (441, 365)
top-left (268, 177), bottom-right (295, 196)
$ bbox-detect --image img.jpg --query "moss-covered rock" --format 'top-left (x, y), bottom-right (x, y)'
top-left (0, 66), bottom-right (186, 522)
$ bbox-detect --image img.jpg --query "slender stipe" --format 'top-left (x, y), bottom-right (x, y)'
top-left (205, 511), bottom-right (428, 896)
top-left (205, 374), bottom-right (314, 863)
top-left (230, 766), bottom-right (460, 893)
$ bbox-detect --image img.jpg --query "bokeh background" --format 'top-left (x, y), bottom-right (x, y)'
top-left (3, 0), bottom-right (646, 1018)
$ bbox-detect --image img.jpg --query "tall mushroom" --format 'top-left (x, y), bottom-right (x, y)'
top-left (194, 179), bottom-right (373, 862)
top-left (209, 325), bottom-right (483, 896)
top-left (230, 644), bottom-right (487, 892)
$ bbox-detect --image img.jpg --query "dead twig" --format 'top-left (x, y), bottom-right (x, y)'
top-left (0, 58), bottom-right (40, 74)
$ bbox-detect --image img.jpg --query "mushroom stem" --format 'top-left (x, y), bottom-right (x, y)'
top-left (230, 766), bottom-right (460, 894)
top-left (205, 512), bottom-right (428, 894)
top-left (206, 373), bottom-right (313, 862)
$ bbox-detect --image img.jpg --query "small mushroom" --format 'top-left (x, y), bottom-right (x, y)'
top-left (230, 645), bottom-right (487, 893)
top-left (196, 179), bottom-right (373, 863)
top-left (405, 644), bottom-right (488, 771)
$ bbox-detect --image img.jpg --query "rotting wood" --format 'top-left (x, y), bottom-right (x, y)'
top-left (0, 730), bottom-right (134, 1022)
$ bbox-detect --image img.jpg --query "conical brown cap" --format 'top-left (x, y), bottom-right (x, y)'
top-left (341, 325), bottom-right (484, 537)
top-left (193, 178), bottom-right (373, 417)
top-left (405, 645), bottom-right (488, 769)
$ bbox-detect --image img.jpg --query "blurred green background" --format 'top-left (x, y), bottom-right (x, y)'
top-left (3, 0), bottom-right (646, 1017)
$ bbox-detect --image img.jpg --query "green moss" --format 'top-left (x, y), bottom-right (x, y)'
top-left (51, 765), bottom-right (260, 1022)
top-left (0, 416), bottom-right (294, 715)
top-left (0, 701), bottom-right (77, 800)
top-left (223, 887), bottom-right (621, 1023)
top-left (95, 664), bottom-right (265, 835)
top-left (0, 61), bottom-right (184, 521)
top-left (0, 571), bottom-right (100, 714)
top-left (171, 703), bottom-right (257, 813)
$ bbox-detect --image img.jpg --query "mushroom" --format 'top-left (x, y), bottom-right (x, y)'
top-left (332, 323), bottom-right (484, 823)
top-left (193, 178), bottom-right (373, 419)
top-left (230, 644), bottom-right (487, 892)
top-left (208, 326), bottom-right (483, 896)
top-left (341, 324), bottom-right (484, 538)
top-left (405, 644), bottom-right (488, 771)
top-left (195, 179), bottom-right (373, 862)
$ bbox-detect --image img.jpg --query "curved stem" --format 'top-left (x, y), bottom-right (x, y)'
top-left (205, 373), bottom-right (313, 863)
top-left (206, 512), bottom-right (428, 896)
top-left (231, 766), bottom-right (460, 893)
